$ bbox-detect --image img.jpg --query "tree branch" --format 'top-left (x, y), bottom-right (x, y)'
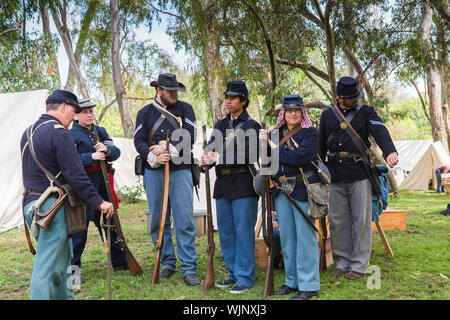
top-left (241, 0), bottom-right (277, 117)
top-left (264, 100), bottom-right (330, 118)
top-left (409, 77), bottom-right (432, 123)
top-left (0, 26), bottom-right (20, 37)
top-left (276, 58), bottom-right (330, 82)
top-left (146, 1), bottom-right (182, 19)
top-left (302, 69), bottom-right (332, 102)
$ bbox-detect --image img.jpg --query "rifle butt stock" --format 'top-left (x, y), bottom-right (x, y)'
top-left (263, 250), bottom-right (275, 298)
top-left (203, 255), bottom-right (215, 293)
top-left (152, 249), bottom-right (162, 284)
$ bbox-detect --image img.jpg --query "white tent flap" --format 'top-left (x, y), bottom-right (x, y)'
top-left (0, 90), bottom-right (48, 233)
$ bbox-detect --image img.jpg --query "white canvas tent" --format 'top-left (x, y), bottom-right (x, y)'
top-left (0, 89), bottom-right (48, 233)
top-left (394, 139), bottom-right (450, 191)
top-left (112, 127), bottom-right (219, 229)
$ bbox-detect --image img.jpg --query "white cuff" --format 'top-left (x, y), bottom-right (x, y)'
top-left (168, 143), bottom-right (180, 160)
top-left (147, 152), bottom-right (161, 169)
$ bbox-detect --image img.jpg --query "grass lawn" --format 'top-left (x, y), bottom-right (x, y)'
top-left (0, 190), bottom-right (448, 300)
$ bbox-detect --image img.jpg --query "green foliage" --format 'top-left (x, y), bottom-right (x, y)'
top-left (0, 1), bottom-right (60, 93)
top-left (385, 97), bottom-right (432, 140)
top-left (1, 191), bottom-right (449, 300)
top-left (96, 106), bottom-right (125, 137)
top-left (117, 185), bottom-right (145, 204)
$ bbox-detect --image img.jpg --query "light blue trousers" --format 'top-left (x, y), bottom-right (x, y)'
top-left (216, 196), bottom-right (258, 288)
top-left (274, 193), bottom-right (320, 291)
top-left (143, 168), bottom-right (198, 277)
top-left (24, 198), bottom-right (74, 300)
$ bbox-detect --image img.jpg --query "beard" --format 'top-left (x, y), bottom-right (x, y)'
top-left (160, 93), bottom-right (177, 107)
top-left (340, 99), bottom-right (358, 109)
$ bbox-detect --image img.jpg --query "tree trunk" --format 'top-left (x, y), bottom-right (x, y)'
top-left (200, 1), bottom-right (226, 124)
top-left (41, 7), bottom-right (60, 86)
top-left (51, 7), bottom-right (89, 98)
top-left (418, 1), bottom-right (448, 151)
top-left (427, 67), bottom-right (447, 148)
top-left (64, 0), bottom-right (99, 91)
top-left (110, 0), bottom-right (134, 138)
top-left (435, 5), bottom-right (450, 150)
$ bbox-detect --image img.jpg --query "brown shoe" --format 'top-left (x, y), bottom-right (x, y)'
top-left (345, 270), bottom-right (365, 280)
top-left (330, 268), bottom-right (346, 278)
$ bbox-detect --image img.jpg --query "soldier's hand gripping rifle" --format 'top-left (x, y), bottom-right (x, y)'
top-left (260, 123), bottom-right (274, 298)
top-left (152, 130), bottom-right (171, 284)
top-left (202, 125), bottom-right (215, 293)
top-left (92, 127), bottom-right (144, 277)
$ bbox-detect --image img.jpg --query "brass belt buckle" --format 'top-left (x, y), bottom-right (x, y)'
top-left (338, 151), bottom-right (348, 158)
top-left (221, 168), bottom-right (231, 175)
top-left (279, 175), bottom-right (288, 185)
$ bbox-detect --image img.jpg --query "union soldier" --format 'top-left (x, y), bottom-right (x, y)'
top-left (20, 90), bottom-right (114, 300)
top-left (200, 81), bottom-right (261, 294)
top-left (318, 77), bottom-right (398, 280)
top-left (70, 99), bottom-right (128, 279)
top-left (259, 94), bottom-right (321, 300)
top-left (134, 73), bottom-right (200, 286)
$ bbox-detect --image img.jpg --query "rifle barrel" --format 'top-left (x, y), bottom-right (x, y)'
top-left (202, 125), bottom-right (215, 292)
top-left (152, 130), bottom-right (171, 284)
top-left (93, 127), bottom-right (143, 276)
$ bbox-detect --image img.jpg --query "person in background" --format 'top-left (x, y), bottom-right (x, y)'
top-left (435, 163), bottom-right (450, 193)
top-left (69, 99), bottom-right (128, 281)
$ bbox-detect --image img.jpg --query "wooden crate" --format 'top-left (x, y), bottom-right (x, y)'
top-left (442, 173), bottom-right (450, 195)
top-left (255, 236), bottom-right (333, 269)
top-left (372, 209), bottom-right (407, 232)
top-left (255, 237), bottom-right (268, 267)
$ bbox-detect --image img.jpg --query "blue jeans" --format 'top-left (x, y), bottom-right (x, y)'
top-left (24, 198), bottom-right (74, 300)
top-left (435, 168), bottom-right (445, 192)
top-left (143, 168), bottom-right (198, 277)
top-left (274, 193), bottom-right (320, 291)
top-left (216, 196), bottom-right (258, 288)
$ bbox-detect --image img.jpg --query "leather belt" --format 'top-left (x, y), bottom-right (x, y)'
top-left (24, 188), bottom-right (59, 199)
top-left (216, 166), bottom-right (248, 177)
top-left (275, 170), bottom-right (315, 184)
top-left (328, 151), bottom-right (360, 159)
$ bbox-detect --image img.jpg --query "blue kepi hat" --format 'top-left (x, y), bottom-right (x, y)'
top-left (282, 94), bottom-right (304, 109)
top-left (46, 89), bottom-right (81, 112)
top-left (336, 76), bottom-right (364, 100)
top-left (223, 81), bottom-right (248, 97)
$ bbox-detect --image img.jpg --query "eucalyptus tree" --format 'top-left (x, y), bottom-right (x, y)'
top-left (148, 0), bottom-right (229, 123)
top-left (392, 0), bottom-right (449, 150)
top-left (0, 1), bottom-right (59, 92)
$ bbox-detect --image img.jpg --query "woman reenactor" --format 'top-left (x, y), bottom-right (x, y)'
top-left (259, 94), bottom-right (320, 300)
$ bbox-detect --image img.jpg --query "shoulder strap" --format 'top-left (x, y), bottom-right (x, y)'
top-left (330, 105), bottom-right (371, 163)
top-left (148, 115), bottom-right (166, 143)
top-left (224, 117), bottom-right (249, 152)
top-left (152, 100), bottom-right (182, 129)
top-left (326, 105), bottom-right (361, 146)
top-left (278, 124), bottom-right (302, 147)
top-left (25, 122), bottom-right (63, 188)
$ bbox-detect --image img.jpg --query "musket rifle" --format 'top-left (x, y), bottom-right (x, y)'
top-left (261, 122), bottom-right (274, 298)
top-left (152, 130), bottom-right (171, 284)
top-left (202, 125), bottom-right (215, 293)
top-left (92, 127), bottom-right (144, 277)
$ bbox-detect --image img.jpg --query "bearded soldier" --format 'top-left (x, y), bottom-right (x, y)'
top-left (318, 77), bottom-right (398, 280)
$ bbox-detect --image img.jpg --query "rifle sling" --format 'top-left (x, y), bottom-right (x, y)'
top-left (278, 124), bottom-right (302, 147)
top-left (330, 105), bottom-right (370, 163)
top-left (330, 105), bottom-right (382, 195)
